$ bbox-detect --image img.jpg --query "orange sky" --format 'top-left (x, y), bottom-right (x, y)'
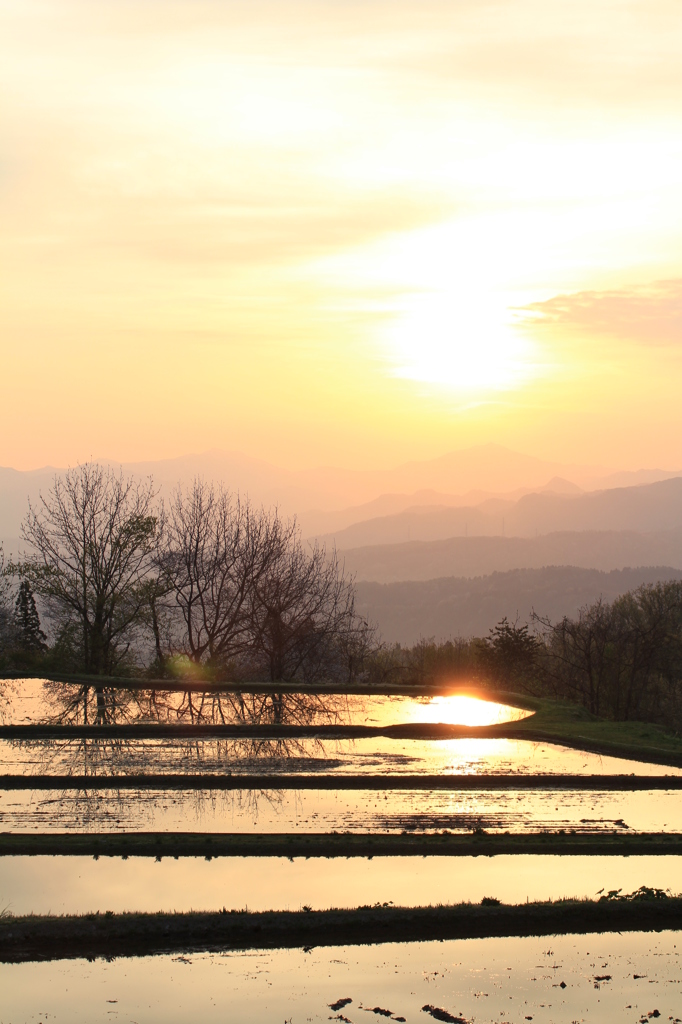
top-left (2, 0), bottom-right (682, 473)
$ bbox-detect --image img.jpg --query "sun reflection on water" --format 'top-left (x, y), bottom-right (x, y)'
top-left (406, 694), bottom-right (533, 727)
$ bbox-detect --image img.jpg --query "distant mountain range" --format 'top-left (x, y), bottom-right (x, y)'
top-left (339, 529), bottom-right (682, 583)
top-left (356, 566), bottom-right (682, 644)
top-left (5, 451), bottom-right (682, 648)
top-left (1, 445), bottom-right (680, 546)
top-left (301, 476), bottom-right (585, 537)
top-left (3, 450), bottom-right (682, 615)
top-left (318, 477), bottom-right (682, 548)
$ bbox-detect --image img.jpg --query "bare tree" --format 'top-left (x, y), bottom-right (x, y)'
top-left (532, 582), bottom-right (682, 723)
top-left (19, 464), bottom-right (158, 675)
top-left (609, 582), bottom-right (682, 721)
top-left (247, 534), bottom-right (375, 686)
top-left (158, 480), bottom-right (289, 670)
top-left (533, 600), bottom-right (614, 715)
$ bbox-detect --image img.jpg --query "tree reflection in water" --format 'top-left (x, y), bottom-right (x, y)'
top-left (0, 680), bottom-right (22, 725)
top-left (37, 681), bottom-right (357, 728)
top-left (9, 783), bottom-right (285, 832)
top-left (9, 734), bottom-right (341, 778)
top-left (3, 683), bottom-right (356, 826)
top-left (40, 681), bottom-right (141, 726)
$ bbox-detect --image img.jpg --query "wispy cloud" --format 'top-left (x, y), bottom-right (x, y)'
top-left (521, 280), bottom-right (682, 346)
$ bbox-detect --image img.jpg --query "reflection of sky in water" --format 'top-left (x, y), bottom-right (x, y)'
top-left (0, 679), bottom-right (531, 727)
top-left (2, 736), bottom-right (680, 776)
top-left (2, 853), bottom-right (682, 916)
top-left (1, 932), bottom-right (682, 1023)
top-left (2, 787), bottom-right (682, 834)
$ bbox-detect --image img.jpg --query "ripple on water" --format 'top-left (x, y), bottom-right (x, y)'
top-left (1, 931), bottom-right (681, 1023)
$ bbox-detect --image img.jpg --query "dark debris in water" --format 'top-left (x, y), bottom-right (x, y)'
top-left (422, 1005), bottom-right (469, 1023)
top-left (330, 999), bottom-right (353, 1012)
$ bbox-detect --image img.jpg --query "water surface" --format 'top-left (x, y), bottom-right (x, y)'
top-left (1, 931), bottom-right (680, 1022)
top-left (2, 786), bottom-right (681, 833)
top-left (2, 854), bottom-right (682, 916)
top-left (0, 679), bottom-right (531, 728)
top-left (2, 736), bottom-right (678, 777)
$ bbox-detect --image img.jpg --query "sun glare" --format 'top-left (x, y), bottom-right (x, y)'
top-left (386, 290), bottom-right (538, 394)
top-left (311, 212), bottom-right (549, 399)
top-left (410, 694), bottom-right (533, 727)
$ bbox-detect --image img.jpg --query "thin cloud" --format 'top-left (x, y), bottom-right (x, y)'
top-left (519, 280), bottom-right (682, 346)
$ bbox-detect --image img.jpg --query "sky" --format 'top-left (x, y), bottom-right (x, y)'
top-left (2, 0), bottom-right (682, 474)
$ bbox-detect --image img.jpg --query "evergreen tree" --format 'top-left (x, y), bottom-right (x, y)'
top-left (481, 616), bottom-right (539, 689)
top-left (14, 580), bottom-right (47, 652)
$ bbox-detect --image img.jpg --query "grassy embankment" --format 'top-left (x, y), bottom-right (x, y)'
top-left (493, 691), bottom-right (682, 767)
top-left (2, 773), bottom-right (680, 790)
top-left (2, 892), bottom-right (682, 962)
top-left (2, 831), bottom-right (682, 858)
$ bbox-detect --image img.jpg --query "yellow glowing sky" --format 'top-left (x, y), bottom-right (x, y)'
top-left (2, 0), bottom-right (682, 472)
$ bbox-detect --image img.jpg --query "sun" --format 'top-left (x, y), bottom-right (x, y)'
top-left (325, 215), bottom-right (547, 399)
top-left (386, 289), bottom-right (538, 395)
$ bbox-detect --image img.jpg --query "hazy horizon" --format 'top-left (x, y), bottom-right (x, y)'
top-left (2, 441), bottom-right (682, 521)
top-left (3, 438), bottom-right (682, 480)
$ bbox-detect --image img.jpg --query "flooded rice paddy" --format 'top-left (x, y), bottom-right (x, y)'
top-left (2, 680), bottom-right (682, 1019)
top-left (3, 853), bottom-right (682, 916)
top-left (2, 785), bottom-right (682, 832)
top-left (2, 931), bottom-right (682, 1023)
top-left (0, 679), bottom-right (532, 728)
top-left (2, 735), bottom-right (680, 776)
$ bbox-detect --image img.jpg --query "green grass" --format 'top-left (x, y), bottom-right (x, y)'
top-left (500, 692), bottom-right (682, 763)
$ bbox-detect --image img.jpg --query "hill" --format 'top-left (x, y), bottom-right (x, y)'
top-left (355, 565), bottom-right (682, 644)
top-left (340, 529), bottom-right (682, 583)
top-left (321, 477), bottom-right (682, 547)
top-left (2, 446), bottom-right (680, 547)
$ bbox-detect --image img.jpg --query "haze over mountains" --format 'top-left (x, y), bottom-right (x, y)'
top-left (3, 446), bottom-right (682, 644)
top-left (319, 478), bottom-right (682, 549)
top-left (356, 566), bottom-right (682, 645)
top-left (338, 530), bottom-right (682, 584)
top-left (1, 445), bottom-right (680, 545)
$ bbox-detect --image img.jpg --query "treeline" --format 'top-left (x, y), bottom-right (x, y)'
top-left (532, 582), bottom-right (682, 727)
top-left (0, 463), bottom-right (374, 684)
top-left (371, 584), bottom-right (682, 732)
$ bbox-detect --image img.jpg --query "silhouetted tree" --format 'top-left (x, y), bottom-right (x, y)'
top-left (533, 600), bottom-right (619, 715)
top-left (19, 463), bottom-right (158, 674)
top-left (247, 536), bottom-right (375, 685)
top-left (532, 581), bottom-right (682, 725)
top-left (13, 580), bottom-right (47, 652)
top-left (480, 617), bottom-right (540, 690)
top-left (158, 479), bottom-right (289, 671)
